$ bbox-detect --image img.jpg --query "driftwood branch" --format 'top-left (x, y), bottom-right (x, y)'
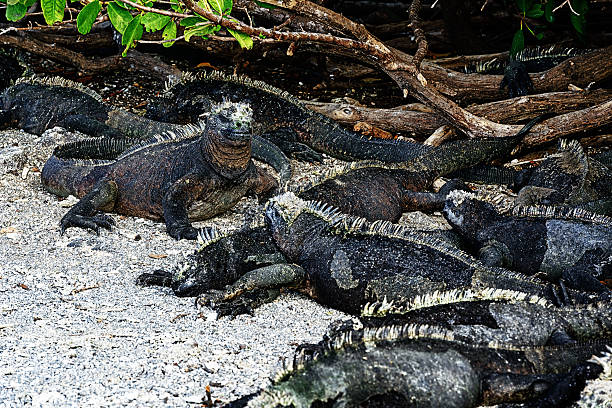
top-left (304, 89), bottom-right (612, 136)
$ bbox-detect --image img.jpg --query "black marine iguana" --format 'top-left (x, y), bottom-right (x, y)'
top-left (443, 190), bottom-right (612, 294)
top-left (41, 102), bottom-right (279, 240)
top-left (188, 192), bottom-right (605, 317)
top-left (144, 71), bottom-right (432, 163)
top-left (0, 76), bottom-right (292, 186)
top-left (226, 322), bottom-right (610, 408)
top-left (464, 46), bottom-right (591, 97)
top-left (294, 116), bottom-right (543, 222)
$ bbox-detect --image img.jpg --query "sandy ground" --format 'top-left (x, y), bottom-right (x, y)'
top-left (0, 127), bottom-right (351, 406)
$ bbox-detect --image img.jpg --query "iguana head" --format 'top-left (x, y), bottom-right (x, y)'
top-left (443, 190), bottom-right (500, 240)
top-left (208, 100), bottom-right (253, 141)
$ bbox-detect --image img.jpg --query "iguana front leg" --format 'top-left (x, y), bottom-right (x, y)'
top-left (162, 173), bottom-right (210, 240)
top-left (60, 180), bottom-right (117, 235)
top-left (196, 263), bottom-right (306, 317)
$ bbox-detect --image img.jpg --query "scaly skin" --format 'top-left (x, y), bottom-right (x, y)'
top-left (145, 71), bottom-right (431, 163)
top-left (295, 117), bottom-right (542, 222)
top-left (464, 46), bottom-right (591, 97)
top-left (41, 103), bottom-right (278, 240)
top-left (0, 76), bottom-right (292, 184)
top-left (443, 190), bottom-right (612, 294)
top-left (234, 322), bottom-right (610, 408)
top-left (192, 192), bottom-right (604, 317)
top-left (361, 288), bottom-right (612, 346)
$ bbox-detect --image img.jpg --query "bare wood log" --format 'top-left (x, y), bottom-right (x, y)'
top-left (0, 33), bottom-right (182, 80)
top-left (418, 46), bottom-right (612, 103)
top-left (522, 100), bottom-right (612, 147)
top-left (304, 89), bottom-right (612, 135)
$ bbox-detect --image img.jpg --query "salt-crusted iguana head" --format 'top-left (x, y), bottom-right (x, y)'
top-left (443, 190), bottom-right (501, 240)
top-left (208, 100), bottom-right (253, 141)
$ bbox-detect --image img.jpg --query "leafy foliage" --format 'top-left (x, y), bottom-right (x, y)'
top-left (511, 0), bottom-right (589, 56)
top-left (6, 0), bottom-right (258, 52)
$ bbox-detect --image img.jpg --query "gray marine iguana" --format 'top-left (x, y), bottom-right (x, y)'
top-left (225, 321), bottom-right (610, 408)
top-left (41, 102), bottom-right (279, 240)
top-left (0, 76), bottom-right (292, 186)
top-left (443, 190), bottom-right (612, 294)
top-left (361, 287), bottom-right (612, 347)
top-left (188, 192), bottom-right (605, 317)
top-left (464, 46), bottom-right (591, 97)
top-left (144, 71), bottom-right (432, 163)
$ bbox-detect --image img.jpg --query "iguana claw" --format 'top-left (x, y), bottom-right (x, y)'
top-left (60, 213), bottom-right (115, 236)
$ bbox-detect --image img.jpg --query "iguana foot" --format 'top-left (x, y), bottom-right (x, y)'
top-left (197, 289), bottom-right (280, 319)
top-left (60, 213), bottom-right (115, 236)
top-left (135, 270), bottom-right (173, 287)
top-left (166, 223), bottom-right (198, 240)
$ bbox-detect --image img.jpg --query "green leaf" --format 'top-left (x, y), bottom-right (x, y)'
top-left (228, 28), bottom-right (253, 49)
top-left (535, 31), bottom-right (544, 40)
top-left (162, 20), bottom-right (177, 47)
top-left (141, 12), bottom-right (171, 32)
top-left (254, 0), bottom-right (276, 8)
top-left (180, 16), bottom-right (207, 27)
top-left (122, 14), bottom-right (143, 45)
top-left (41, 0), bottom-right (65, 24)
top-left (516, 0), bottom-right (532, 13)
top-left (570, 0), bottom-right (588, 35)
top-left (5, 2), bottom-right (26, 21)
top-left (184, 24), bottom-right (215, 42)
top-left (570, 13), bottom-right (585, 34)
top-left (526, 3), bottom-right (544, 18)
top-left (6, 0), bottom-right (19, 6)
top-left (544, 0), bottom-right (555, 22)
top-left (107, 1), bottom-right (133, 34)
top-left (77, 0), bottom-right (101, 35)
top-left (207, 0), bottom-right (232, 14)
top-left (24, 0), bottom-right (36, 6)
top-left (510, 28), bottom-right (525, 58)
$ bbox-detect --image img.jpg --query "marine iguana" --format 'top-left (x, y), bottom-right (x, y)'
top-left (41, 102), bottom-right (278, 240)
top-left (464, 46), bottom-right (591, 97)
top-left (136, 223), bottom-right (287, 296)
top-left (192, 192), bottom-right (604, 317)
top-left (448, 140), bottom-right (612, 216)
top-left (443, 190), bottom-right (612, 294)
top-left (0, 76), bottom-right (292, 185)
top-left (294, 115), bottom-right (543, 222)
top-left (228, 322), bottom-right (610, 408)
top-left (361, 287), bottom-right (612, 346)
top-left (144, 71), bottom-right (432, 163)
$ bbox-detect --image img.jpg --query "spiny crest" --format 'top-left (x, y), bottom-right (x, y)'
top-left (362, 287), bottom-right (552, 317)
top-left (266, 192), bottom-right (344, 226)
top-left (248, 389), bottom-right (295, 408)
top-left (516, 45), bottom-right (589, 63)
top-left (115, 121), bottom-right (207, 161)
top-left (196, 226), bottom-right (227, 251)
top-left (164, 70), bottom-right (304, 107)
top-left (510, 205), bottom-right (612, 226)
top-left (16, 75), bottom-right (103, 103)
